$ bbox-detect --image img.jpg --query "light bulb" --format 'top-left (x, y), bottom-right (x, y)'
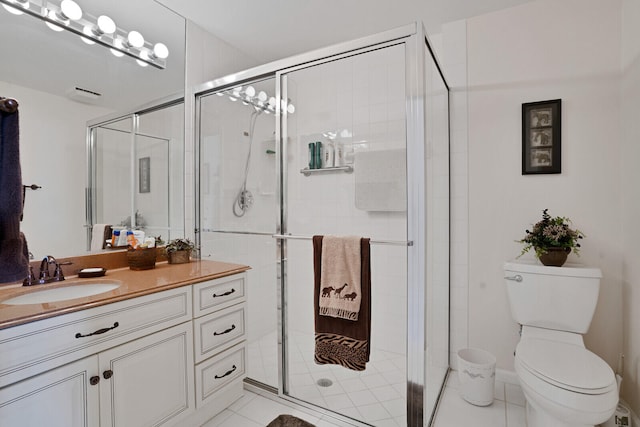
top-left (110, 38), bottom-right (125, 57)
top-left (2, 0), bottom-right (29, 15)
top-left (136, 50), bottom-right (150, 67)
top-left (97, 15), bottom-right (116, 35)
top-left (127, 31), bottom-right (144, 48)
top-left (81, 25), bottom-right (96, 45)
top-left (287, 104), bottom-right (295, 114)
top-left (268, 97), bottom-right (276, 107)
top-left (60, 0), bottom-right (82, 20)
top-left (245, 86), bottom-right (256, 97)
top-left (45, 9), bottom-right (66, 32)
top-left (152, 43), bottom-right (169, 59)
top-left (258, 91), bottom-right (267, 102)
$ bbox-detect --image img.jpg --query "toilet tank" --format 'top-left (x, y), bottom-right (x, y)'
top-left (504, 261), bottom-right (602, 334)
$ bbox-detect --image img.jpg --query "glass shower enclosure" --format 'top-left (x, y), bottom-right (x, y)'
top-left (195, 23), bottom-right (449, 426)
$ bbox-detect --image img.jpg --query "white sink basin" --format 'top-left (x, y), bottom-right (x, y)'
top-left (2, 280), bottom-right (122, 305)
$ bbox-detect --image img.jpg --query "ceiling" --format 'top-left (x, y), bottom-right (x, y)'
top-left (1, 0), bottom-right (535, 111)
top-left (156, 0), bottom-right (535, 64)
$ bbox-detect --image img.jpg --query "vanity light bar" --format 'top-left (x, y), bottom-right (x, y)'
top-left (219, 85), bottom-right (295, 115)
top-left (0, 0), bottom-right (168, 69)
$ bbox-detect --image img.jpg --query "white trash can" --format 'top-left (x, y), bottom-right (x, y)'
top-left (457, 348), bottom-right (496, 406)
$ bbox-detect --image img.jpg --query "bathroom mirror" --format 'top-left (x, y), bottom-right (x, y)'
top-left (0, 0), bottom-right (186, 260)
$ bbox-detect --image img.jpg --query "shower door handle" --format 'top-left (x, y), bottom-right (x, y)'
top-left (504, 275), bottom-right (523, 282)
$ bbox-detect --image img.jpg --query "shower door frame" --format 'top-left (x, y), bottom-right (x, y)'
top-left (193, 22), bottom-right (436, 426)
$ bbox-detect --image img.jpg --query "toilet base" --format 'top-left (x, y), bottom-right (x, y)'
top-left (526, 401), bottom-right (594, 427)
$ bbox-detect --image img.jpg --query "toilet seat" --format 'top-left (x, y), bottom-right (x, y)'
top-left (516, 337), bottom-right (615, 394)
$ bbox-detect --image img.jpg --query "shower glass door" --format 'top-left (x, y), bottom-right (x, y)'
top-left (279, 43), bottom-right (409, 426)
top-left (197, 77), bottom-right (279, 389)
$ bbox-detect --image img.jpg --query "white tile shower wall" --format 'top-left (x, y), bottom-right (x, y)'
top-left (184, 20), bottom-right (257, 241)
top-left (285, 45), bottom-right (408, 355)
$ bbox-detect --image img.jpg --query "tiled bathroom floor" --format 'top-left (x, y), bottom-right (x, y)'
top-left (432, 373), bottom-right (526, 427)
top-left (201, 373), bottom-right (527, 427)
top-left (248, 330), bottom-right (407, 426)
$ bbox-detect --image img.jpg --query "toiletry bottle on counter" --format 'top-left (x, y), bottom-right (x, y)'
top-left (111, 230), bottom-right (120, 247)
top-left (126, 230), bottom-right (137, 248)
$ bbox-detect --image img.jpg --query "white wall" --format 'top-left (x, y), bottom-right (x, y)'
top-left (444, 0), bottom-right (625, 377)
top-left (0, 82), bottom-right (112, 259)
top-left (621, 0), bottom-right (640, 416)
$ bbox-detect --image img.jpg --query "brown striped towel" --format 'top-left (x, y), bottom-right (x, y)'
top-left (313, 235), bottom-right (371, 371)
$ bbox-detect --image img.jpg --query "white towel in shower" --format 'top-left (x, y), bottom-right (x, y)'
top-left (318, 235), bottom-right (362, 321)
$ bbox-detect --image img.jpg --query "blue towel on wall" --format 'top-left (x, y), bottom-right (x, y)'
top-left (0, 109), bottom-right (29, 283)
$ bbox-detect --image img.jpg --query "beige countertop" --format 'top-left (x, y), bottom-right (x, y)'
top-left (0, 260), bottom-right (250, 330)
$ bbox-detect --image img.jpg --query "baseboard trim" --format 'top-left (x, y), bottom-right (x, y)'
top-left (495, 368), bottom-right (519, 385)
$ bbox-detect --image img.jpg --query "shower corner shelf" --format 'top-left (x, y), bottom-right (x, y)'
top-left (300, 165), bottom-right (353, 176)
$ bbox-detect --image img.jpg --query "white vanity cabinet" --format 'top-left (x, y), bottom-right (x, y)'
top-left (0, 354), bottom-right (100, 427)
top-left (0, 271), bottom-right (248, 427)
top-left (190, 274), bottom-right (247, 418)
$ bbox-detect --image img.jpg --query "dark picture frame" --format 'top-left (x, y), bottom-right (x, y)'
top-left (522, 99), bottom-right (561, 174)
top-left (139, 157), bottom-right (151, 193)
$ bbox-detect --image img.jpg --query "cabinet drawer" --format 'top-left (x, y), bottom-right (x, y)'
top-left (195, 342), bottom-right (245, 408)
top-left (193, 304), bottom-right (245, 363)
top-left (193, 274), bottom-right (245, 318)
top-left (0, 286), bottom-right (192, 388)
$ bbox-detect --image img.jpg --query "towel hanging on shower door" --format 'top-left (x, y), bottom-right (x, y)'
top-left (313, 235), bottom-right (371, 371)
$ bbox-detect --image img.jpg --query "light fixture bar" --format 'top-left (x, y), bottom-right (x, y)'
top-left (0, 0), bottom-right (167, 69)
top-left (221, 85), bottom-right (295, 115)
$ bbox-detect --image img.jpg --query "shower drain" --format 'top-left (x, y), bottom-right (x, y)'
top-left (316, 378), bottom-right (333, 387)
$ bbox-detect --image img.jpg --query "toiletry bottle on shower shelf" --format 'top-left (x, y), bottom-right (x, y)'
top-left (315, 141), bottom-right (323, 169)
top-left (308, 142), bottom-right (316, 169)
top-left (334, 141), bottom-right (344, 167)
top-left (323, 141), bottom-right (334, 168)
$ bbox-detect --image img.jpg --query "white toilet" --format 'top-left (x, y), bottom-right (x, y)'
top-left (504, 261), bottom-right (618, 427)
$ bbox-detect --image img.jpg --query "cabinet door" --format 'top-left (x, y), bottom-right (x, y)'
top-left (99, 322), bottom-right (194, 427)
top-left (0, 355), bottom-right (99, 427)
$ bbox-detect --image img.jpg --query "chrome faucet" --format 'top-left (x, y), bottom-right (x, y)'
top-left (23, 256), bottom-right (66, 286)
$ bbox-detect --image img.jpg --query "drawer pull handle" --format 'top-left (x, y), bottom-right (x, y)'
top-left (103, 370), bottom-right (114, 380)
top-left (90, 376), bottom-right (100, 386)
top-left (75, 322), bottom-right (119, 339)
top-left (213, 288), bottom-right (235, 298)
top-left (214, 365), bottom-right (237, 379)
top-left (213, 324), bottom-right (236, 336)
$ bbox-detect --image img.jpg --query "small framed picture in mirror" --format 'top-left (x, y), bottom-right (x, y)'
top-left (522, 99), bottom-right (561, 174)
top-left (139, 157), bottom-right (151, 193)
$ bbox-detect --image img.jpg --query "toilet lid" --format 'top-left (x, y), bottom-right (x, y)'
top-left (516, 338), bottom-right (615, 394)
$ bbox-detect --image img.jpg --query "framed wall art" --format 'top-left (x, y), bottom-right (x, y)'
top-left (139, 157), bottom-right (151, 193)
top-left (522, 99), bottom-right (561, 174)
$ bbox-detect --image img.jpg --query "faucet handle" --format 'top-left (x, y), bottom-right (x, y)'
top-left (23, 266), bottom-right (36, 287)
top-left (53, 261), bottom-right (72, 282)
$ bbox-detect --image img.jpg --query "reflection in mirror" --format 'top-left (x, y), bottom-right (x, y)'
top-left (89, 100), bottom-right (185, 250)
top-left (0, 0), bottom-right (186, 260)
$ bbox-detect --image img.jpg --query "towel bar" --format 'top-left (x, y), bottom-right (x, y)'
top-left (271, 234), bottom-right (413, 247)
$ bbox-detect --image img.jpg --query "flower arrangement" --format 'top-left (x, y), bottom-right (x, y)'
top-left (165, 238), bottom-right (196, 254)
top-left (164, 238), bottom-right (196, 264)
top-left (518, 209), bottom-right (584, 264)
